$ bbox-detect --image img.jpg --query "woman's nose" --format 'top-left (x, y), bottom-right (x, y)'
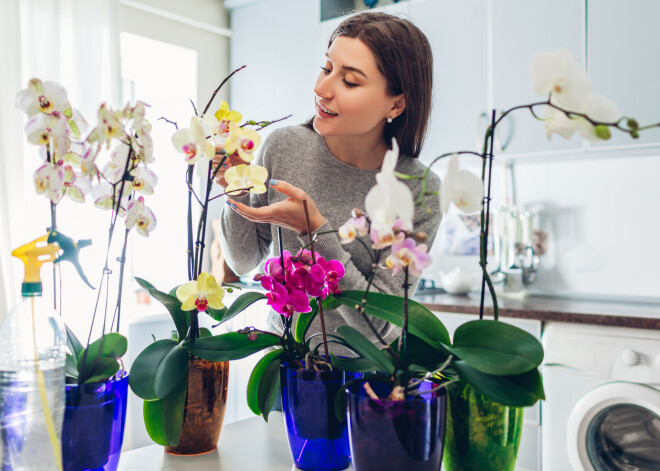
top-left (314, 75), bottom-right (333, 100)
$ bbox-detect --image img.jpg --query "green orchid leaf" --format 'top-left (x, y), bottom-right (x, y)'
top-left (257, 356), bottom-right (282, 422)
top-left (448, 320), bottom-right (544, 375)
top-left (247, 349), bottom-right (285, 416)
top-left (453, 360), bottom-right (544, 407)
top-left (83, 358), bottom-right (120, 384)
top-left (65, 325), bottom-right (83, 359)
top-left (136, 277), bottom-right (189, 342)
top-left (198, 328), bottom-right (213, 338)
top-left (321, 296), bottom-right (342, 311)
top-left (143, 376), bottom-right (188, 447)
top-left (329, 355), bottom-right (380, 373)
top-left (129, 339), bottom-right (189, 400)
top-left (332, 291), bottom-right (451, 348)
top-left (77, 333), bottom-right (127, 384)
top-left (65, 353), bottom-right (79, 381)
top-left (218, 291), bottom-right (266, 324)
top-left (295, 299), bottom-right (318, 343)
top-left (154, 343), bottom-right (190, 399)
top-left (184, 331), bottom-right (282, 362)
top-left (205, 306), bottom-right (228, 322)
top-left (389, 333), bottom-right (449, 372)
top-left (336, 326), bottom-right (395, 375)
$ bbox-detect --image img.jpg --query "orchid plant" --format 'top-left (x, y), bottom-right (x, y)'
top-left (15, 78), bottom-right (159, 385)
top-left (127, 67), bottom-right (295, 445)
top-left (308, 47), bottom-right (660, 409)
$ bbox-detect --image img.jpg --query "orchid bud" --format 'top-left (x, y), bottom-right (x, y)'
top-left (627, 118), bottom-right (639, 130)
top-left (351, 208), bottom-right (363, 218)
top-left (415, 231), bottom-right (428, 243)
top-left (253, 273), bottom-right (263, 281)
top-left (594, 125), bottom-right (611, 140)
top-left (248, 331), bottom-right (258, 341)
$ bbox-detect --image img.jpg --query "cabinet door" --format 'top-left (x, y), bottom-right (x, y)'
top-left (588, 0), bottom-right (660, 149)
top-left (273, 0), bottom-right (320, 128)
top-left (231, 0), bottom-right (319, 136)
top-left (492, 0), bottom-right (585, 157)
top-left (410, 0), bottom-right (489, 163)
top-left (230, 0), bottom-right (277, 120)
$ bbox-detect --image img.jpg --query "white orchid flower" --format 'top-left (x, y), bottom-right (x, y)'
top-left (130, 167), bottom-right (158, 195)
top-left (171, 117), bottom-right (215, 165)
top-left (364, 138), bottom-right (414, 232)
top-left (15, 78), bottom-right (70, 117)
top-left (34, 162), bottom-right (65, 203)
top-left (125, 196), bottom-right (157, 237)
top-left (79, 145), bottom-right (101, 182)
top-left (544, 105), bottom-right (579, 140)
top-left (440, 154), bottom-right (484, 214)
top-left (225, 164), bottom-right (268, 195)
top-left (338, 216), bottom-right (368, 244)
top-left (102, 143), bottom-right (131, 184)
top-left (575, 95), bottom-right (622, 142)
top-left (92, 181), bottom-right (131, 212)
top-left (88, 104), bottom-right (124, 149)
top-left (62, 165), bottom-right (90, 203)
top-left (25, 113), bottom-right (71, 155)
top-left (530, 48), bottom-right (590, 112)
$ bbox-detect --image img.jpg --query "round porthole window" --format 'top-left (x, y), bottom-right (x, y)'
top-left (586, 404), bottom-right (660, 470)
top-left (567, 382), bottom-right (660, 471)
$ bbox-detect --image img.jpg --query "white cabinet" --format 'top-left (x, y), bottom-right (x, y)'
top-left (491, 0), bottom-right (585, 157)
top-left (588, 0), bottom-right (660, 149)
top-left (434, 311), bottom-right (542, 471)
top-left (230, 0), bottom-right (319, 137)
top-left (410, 0), bottom-right (489, 163)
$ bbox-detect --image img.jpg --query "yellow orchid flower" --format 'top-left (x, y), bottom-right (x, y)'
top-left (224, 123), bottom-right (261, 162)
top-left (176, 272), bottom-right (225, 312)
top-left (214, 100), bottom-right (242, 124)
top-left (225, 164), bottom-right (268, 196)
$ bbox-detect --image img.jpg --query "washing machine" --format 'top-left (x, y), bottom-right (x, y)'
top-left (542, 322), bottom-right (660, 471)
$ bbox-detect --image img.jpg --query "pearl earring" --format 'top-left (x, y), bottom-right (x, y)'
top-left (387, 117), bottom-right (393, 124)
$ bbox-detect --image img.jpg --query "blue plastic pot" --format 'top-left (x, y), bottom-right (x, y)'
top-left (61, 372), bottom-right (128, 471)
top-left (346, 380), bottom-right (447, 471)
top-left (280, 361), bottom-right (353, 471)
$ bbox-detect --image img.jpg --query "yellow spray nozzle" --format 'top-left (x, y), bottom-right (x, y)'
top-left (12, 234), bottom-right (61, 285)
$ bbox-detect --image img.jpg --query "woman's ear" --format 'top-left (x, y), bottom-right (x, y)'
top-left (390, 95), bottom-right (406, 119)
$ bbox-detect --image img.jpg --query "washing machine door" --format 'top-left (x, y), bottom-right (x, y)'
top-left (566, 382), bottom-right (660, 471)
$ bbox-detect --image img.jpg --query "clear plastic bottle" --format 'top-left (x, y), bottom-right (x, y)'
top-left (0, 236), bottom-right (66, 470)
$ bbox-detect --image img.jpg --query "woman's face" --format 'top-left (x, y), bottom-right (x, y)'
top-left (313, 36), bottom-right (403, 140)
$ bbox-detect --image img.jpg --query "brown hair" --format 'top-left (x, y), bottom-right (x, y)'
top-left (326, 12), bottom-right (433, 158)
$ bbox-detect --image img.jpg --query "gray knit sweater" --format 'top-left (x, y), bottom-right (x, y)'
top-left (219, 125), bottom-right (442, 350)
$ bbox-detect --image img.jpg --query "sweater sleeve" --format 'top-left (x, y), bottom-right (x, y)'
top-left (296, 169), bottom-right (442, 345)
top-left (218, 137), bottom-right (273, 276)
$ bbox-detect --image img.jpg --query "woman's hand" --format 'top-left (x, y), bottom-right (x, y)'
top-left (226, 180), bottom-right (326, 236)
top-left (213, 145), bottom-right (250, 194)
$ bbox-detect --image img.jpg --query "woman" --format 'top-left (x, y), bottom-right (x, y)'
top-left (218, 12), bottom-right (441, 349)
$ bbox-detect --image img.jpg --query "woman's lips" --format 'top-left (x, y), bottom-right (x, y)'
top-left (316, 102), bottom-right (338, 118)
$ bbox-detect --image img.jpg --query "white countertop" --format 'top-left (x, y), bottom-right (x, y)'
top-left (118, 412), bottom-right (533, 471)
top-left (118, 412), bottom-right (348, 471)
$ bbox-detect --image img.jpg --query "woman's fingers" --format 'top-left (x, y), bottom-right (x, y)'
top-left (269, 180), bottom-right (306, 200)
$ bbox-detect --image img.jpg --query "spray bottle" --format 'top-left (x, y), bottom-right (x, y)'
top-left (0, 234), bottom-right (66, 471)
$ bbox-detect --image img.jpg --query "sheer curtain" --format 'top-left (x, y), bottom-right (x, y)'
top-left (0, 0), bottom-right (121, 321)
top-left (0, 0), bottom-right (23, 319)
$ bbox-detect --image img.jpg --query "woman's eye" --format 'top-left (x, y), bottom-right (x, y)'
top-left (343, 79), bottom-right (358, 88)
top-left (320, 66), bottom-right (331, 74)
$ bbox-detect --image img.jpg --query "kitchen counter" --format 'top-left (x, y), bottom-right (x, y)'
top-left (119, 412), bottom-right (297, 471)
top-left (414, 292), bottom-right (660, 329)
